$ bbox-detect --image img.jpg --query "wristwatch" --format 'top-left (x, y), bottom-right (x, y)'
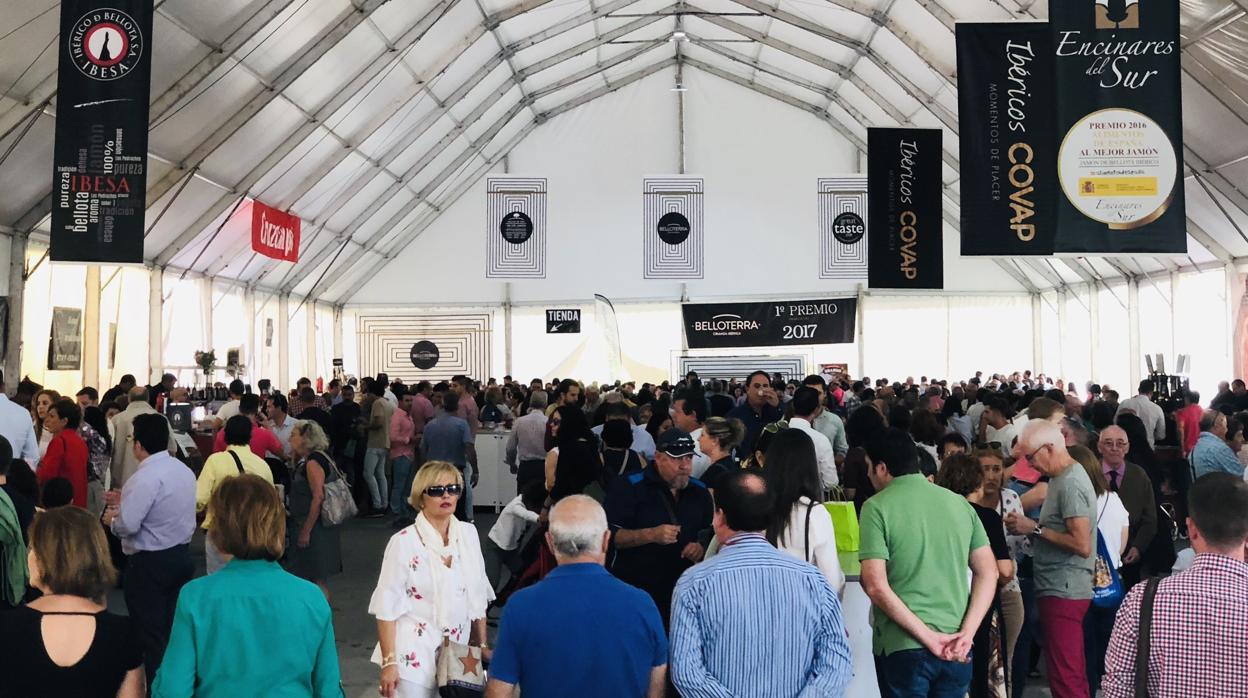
top-left (1029, 525), bottom-right (1045, 540)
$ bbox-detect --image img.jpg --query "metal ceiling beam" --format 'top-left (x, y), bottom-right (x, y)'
top-left (150, 0), bottom-right (457, 268)
top-left (322, 57), bottom-right (678, 302)
top-left (241, 2), bottom-right (666, 286)
top-left (1185, 216), bottom-right (1234, 262)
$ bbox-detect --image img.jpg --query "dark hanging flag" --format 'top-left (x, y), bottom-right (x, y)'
top-left (50, 1), bottom-right (154, 263)
top-left (682, 298), bottom-right (856, 349)
top-left (1050, 0), bottom-right (1185, 253)
top-left (868, 128), bottom-right (943, 290)
top-left (545, 309), bottom-right (581, 334)
top-left (956, 22), bottom-right (1057, 256)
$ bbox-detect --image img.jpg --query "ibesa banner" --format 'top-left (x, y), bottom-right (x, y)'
top-left (682, 298), bottom-right (857, 349)
top-left (250, 199), bottom-right (300, 262)
top-left (867, 128), bottom-right (944, 290)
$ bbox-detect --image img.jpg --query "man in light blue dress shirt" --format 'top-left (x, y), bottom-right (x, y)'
top-left (670, 469), bottom-right (852, 697)
top-left (0, 370), bottom-right (39, 465)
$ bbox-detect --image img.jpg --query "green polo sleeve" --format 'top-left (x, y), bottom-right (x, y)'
top-left (858, 498), bottom-right (889, 562)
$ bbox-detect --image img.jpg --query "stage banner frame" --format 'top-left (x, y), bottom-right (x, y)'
top-left (487, 177), bottom-right (547, 278)
top-left (682, 297), bottom-right (857, 349)
top-left (643, 176), bottom-right (704, 280)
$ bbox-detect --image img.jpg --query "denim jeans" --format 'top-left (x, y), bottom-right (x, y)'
top-left (1012, 571), bottom-right (1043, 697)
top-left (454, 463), bottom-right (475, 522)
top-left (388, 455), bottom-right (415, 517)
top-left (875, 648), bottom-right (974, 698)
top-left (363, 447), bottom-right (389, 511)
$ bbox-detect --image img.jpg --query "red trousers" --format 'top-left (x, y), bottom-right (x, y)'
top-left (1038, 596), bottom-right (1091, 698)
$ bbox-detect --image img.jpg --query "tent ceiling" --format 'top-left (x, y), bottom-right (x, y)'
top-left (0, 0), bottom-right (1247, 303)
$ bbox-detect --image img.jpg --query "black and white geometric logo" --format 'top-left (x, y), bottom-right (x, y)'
top-left (409, 341), bottom-right (440, 370)
top-left (644, 176), bottom-right (703, 279)
top-left (487, 177), bottom-right (546, 278)
top-left (818, 177), bottom-right (869, 281)
top-left (68, 9), bottom-right (145, 81)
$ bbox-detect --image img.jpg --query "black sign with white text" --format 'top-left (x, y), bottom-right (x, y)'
top-left (868, 128), bottom-right (943, 289)
top-left (546, 309), bottom-right (581, 334)
top-left (50, 0), bottom-right (153, 263)
top-left (957, 22), bottom-right (1057, 256)
top-left (682, 298), bottom-right (856, 349)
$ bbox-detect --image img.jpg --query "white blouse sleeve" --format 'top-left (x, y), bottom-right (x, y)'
top-left (810, 504), bottom-right (846, 595)
top-left (369, 532), bottom-right (410, 622)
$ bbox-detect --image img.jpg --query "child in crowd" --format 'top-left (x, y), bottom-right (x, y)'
top-left (483, 481), bottom-right (546, 593)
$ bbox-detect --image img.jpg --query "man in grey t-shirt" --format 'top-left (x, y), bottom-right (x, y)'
top-left (1006, 420), bottom-right (1095, 698)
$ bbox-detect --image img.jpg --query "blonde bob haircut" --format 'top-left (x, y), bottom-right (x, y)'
top-left (208, 474), bottom-right (286, 561)
top-left (409, 460), bottom-right (465, 510)
top-left (291, 419), bottom-right (331, 453)
top-left (29, 506), bottom-right (117, 600)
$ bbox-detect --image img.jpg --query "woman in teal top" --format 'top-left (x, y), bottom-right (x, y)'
top-left (153, 474), bottom-right (343, 697)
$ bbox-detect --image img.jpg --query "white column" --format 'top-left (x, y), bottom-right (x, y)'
top-left (1127, 278), bottom-right (1141, 389)
top-left (306, 299), bottom-right (317, 382)
top-left (1169, 271), bottom-right (1180, 365)
top-left (1031, 293), bottom-right (1043, 373)
top-left (1057, 288), bottom-right (1068, 380)
top-left (1227, 263), bottom-right (1240, 380)
top-left (148, 268), bottom-right (163, 384)
top-left (503, 282), bottom-right (512, 377)
top-left (278, 294), bottom-right (290, 390)
top-left (4, 234), bottom-right (27, 393)
top-left (856, 285), bottom-right (867, 377)
top-left (1088, 283), bottom-right (1101, 385)
top-left (83, 266), bottom-right (101, 389)
top-left (243, 288), bottom-right (256, 384)
top-left (200, 277), bottom-right (214, 358)
top-left (332, 304), bottom-right (343, 362)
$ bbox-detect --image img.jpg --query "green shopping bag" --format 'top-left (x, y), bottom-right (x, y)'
top-left (824, 490), bottom-right (860, 552)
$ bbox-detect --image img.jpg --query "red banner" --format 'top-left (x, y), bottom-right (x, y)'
top-left (251, 200), bottom-right (300, 262)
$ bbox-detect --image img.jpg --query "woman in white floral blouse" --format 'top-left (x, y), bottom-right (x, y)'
top-left (370, 460), bottom-right (494, 697)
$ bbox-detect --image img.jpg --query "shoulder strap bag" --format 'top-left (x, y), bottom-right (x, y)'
top-left (227, 449), bottom-right (245, 474)
top-left (314, 450), bottom-right (358, 526)
top-left (804, 499), bottom-right (819, 562)
top-left (1135, 576), bottom-right (1162, 697)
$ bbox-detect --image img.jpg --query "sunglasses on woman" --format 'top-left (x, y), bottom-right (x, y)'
top-left (424, 484), bottom-right (464, 497)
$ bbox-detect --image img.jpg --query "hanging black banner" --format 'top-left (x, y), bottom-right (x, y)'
top-left (957, 22), bottom-right (1057, 256)
top-left (1050, 0), bottom-right (1185, 253)
top-left (50, 1), bottom-right (153, 263)
top-left (682, 298), bottom-right (856, 349)
top-left (868, 128), bottom-right (943, 289)
top-left (546, 309), bottom-right (581, 334)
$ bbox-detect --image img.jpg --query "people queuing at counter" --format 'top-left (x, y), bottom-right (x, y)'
top-left (0, 366), bottom-right (1247, 698)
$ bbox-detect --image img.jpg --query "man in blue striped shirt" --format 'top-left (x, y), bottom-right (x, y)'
top-left (670, 469), bottom-right (853, 697)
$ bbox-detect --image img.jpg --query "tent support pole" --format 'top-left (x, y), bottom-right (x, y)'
top-left (244, 288), bottom-right (256, 384)
top-left (3, 235), bottom-right (26, 393)
top-left (1228, 264), bottom-right (1242, 380)
top-left (278, 294), bottom-right (290, 389)
top-left (1128, 278), bottom-right (1141, 390)
top-left (307, 300), bottom-right (317, 384)
top-left (1088, 284), bottom-right (1100, 389)
top-left (504, 283), bottom-right (512, 378)
top-left (332, 305), bottom-right (343, 372)
top-left (857, 283), bottom-right (866, 378)
top-left (1031, 293), bottom-right (1043, 374)
top-left (148, 268), bottom-right (163, 384)
top-left (83, 266), bottom-right (101, 390)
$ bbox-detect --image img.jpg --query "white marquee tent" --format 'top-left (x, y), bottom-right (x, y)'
top-left (1, 0), bottom-right (1246, 396)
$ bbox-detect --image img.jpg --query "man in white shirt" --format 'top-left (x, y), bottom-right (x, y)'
top-left (507, 391), bottom-right (551, 495)
top-left (788, 387), bottom-right (838, 490)
top-left (0, 370), bottom-right (38, 464)
top-left (671, 388), bottom-right (711, 478)
top-left (212, 379), bottom-right (245, 429)
top-left (1116, 379), bottom-right (1166, 448)
top-left (802, 375), bottom-right (848, 461)
top-left (979, 397), bottom-right (1020, 458)
top-left (266, 393), bottom-right (296, 456)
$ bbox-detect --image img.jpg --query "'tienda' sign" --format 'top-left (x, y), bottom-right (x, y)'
top-left (682, 298), bottom-right (857, 348)
top-left (251, 200), bottom-right (300, 262)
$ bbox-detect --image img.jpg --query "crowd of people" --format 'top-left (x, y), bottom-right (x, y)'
top-left (0, 365), bottom-right (1245, 698)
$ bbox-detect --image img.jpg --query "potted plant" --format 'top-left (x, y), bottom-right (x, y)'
top-left (194, 350), bottom-right (216, 385)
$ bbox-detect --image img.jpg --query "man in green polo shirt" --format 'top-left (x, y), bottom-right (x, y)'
top-left (860, 427), bottom-right (998, 697)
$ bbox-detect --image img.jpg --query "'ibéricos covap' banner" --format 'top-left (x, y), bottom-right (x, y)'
top-left (1050, 0), bottom-right (1185, 253)
top-left (50, 0), bottom-right (154, 263)
top-left (956, 22), bottom-right (1057, 256)
top-left (868, 128), bottom-right (944, 290)
top-left (682, 298), bottom-right (857, 349)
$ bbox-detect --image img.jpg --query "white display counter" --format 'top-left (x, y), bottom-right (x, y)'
top-left (473, 429), bottom-right (514, 510)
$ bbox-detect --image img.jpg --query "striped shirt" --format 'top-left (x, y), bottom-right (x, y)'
top-left (670, 533), bottom-right (853, 698)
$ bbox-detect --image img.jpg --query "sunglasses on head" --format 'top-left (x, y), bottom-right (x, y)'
top-left (425, 484), bottom-right (463, 498)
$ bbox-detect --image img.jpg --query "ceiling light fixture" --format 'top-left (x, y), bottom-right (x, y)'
top-left (670, 83), bottom-right (688, 92)
top-left (671, 30), bottom-right (686, 41)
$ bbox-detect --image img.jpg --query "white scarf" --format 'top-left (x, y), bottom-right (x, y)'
top-left (413, 512), bottom-right (492, 635)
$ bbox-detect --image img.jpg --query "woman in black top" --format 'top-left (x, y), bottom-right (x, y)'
top-left (545, 406), bottom-right (603, 502)
top-left (936, 453), bottom-right (1015, 698)
top-left (285, 420), bottom-right (343, 601)
top-left (697, 417), bottom-right (744, 492)
top-left (0, 506), bottom-right (143, 698)
top-left (601, 420), bottom-right (644, 483)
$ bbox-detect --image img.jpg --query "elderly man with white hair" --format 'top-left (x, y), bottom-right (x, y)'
top-left (486, 495), bottom-right (668, 698)
top-left (1005, 419), bottom-right (1096, 698)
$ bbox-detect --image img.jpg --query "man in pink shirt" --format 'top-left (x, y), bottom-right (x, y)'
top-left (388, 389), bottom-right (417, 526)
top-left (408, 380), bottom-right (436, 451)
top-left (212, 394), bottom-right (285, 461)
top-left (453, 375), bottom-right (480, 436)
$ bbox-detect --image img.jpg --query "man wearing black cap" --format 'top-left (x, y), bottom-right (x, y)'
top-left (605, 429), bottom-right (714, 627)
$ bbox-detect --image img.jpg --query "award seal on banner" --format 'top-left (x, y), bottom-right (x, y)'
top-left (68, 8), bottom-right (145, 81)
top-left (499, 211), bottom-right (534, 245)
top-left (1057, 108), bottom-right (1177, 230)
